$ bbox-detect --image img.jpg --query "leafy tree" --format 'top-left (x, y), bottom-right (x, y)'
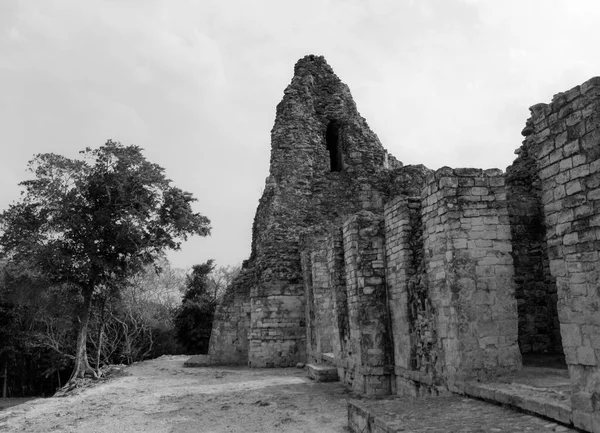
top-left (174, 260), bottom-right (217, 354)
top-left (0, 140), bottom-right (210, 380)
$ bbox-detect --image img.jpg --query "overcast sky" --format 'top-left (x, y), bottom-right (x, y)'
top-left (1, 0), bottom-right (599, 270)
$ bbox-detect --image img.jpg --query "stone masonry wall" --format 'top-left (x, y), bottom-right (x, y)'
top-left (521, 78), bottom-right (600, 431)
top-left (422, 168), bottom-right (521, 387)
top-left (385, 195), bottom-right (438, 396)
top-left (208, 266), bottom-right (253, 364)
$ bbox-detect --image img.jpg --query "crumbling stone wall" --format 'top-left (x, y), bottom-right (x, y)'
top-left (520, 78), bottom-right (600, 431)
top-left (211, 55), bottom-right (394, 368)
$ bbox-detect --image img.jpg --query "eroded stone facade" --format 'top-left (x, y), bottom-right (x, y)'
top-left (209, 55), bottom-right (600, 431)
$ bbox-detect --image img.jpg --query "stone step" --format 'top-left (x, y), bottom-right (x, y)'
top-left (322, 352), bottom-right (335, 365)
top-left (306, 363), bottom-right (339, 382)
top-left (183, 354), bottom-right (210, 367)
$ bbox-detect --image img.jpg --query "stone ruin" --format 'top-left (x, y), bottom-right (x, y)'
top-left (208, 55), bottom-right (600, 431)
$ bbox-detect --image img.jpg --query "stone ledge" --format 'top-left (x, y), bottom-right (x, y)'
top-left (322, 352), bottom-right (335, 364)
top-left (460, 380), bottom-right (573, 427)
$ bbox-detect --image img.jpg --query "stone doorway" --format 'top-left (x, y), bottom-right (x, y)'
top-left (505, 156), bottom-right (565, 369)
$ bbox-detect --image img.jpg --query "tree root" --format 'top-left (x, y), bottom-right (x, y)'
top-left (69, 359), bottom-right (99, 382)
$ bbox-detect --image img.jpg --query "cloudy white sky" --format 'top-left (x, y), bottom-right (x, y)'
top-left (1, 0), bottom-right (599, 269)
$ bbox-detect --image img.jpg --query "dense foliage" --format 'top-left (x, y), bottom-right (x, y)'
top-left (173, 261), bottom-right (240, 354)
top-left (174, 261), bottom-right (217, 354)
top-left (0, 257), bottom-right (239, 397)
top-left (0, 141), bottom-right (210, 382)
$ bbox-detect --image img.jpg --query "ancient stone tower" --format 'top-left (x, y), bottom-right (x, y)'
top-left (209, 54), bottom-right (427, 367)
top-left (210, 55), bottom-right (600, 431)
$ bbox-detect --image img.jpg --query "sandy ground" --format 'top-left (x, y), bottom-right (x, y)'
top-left (0, 356), bottom-right (353, 433)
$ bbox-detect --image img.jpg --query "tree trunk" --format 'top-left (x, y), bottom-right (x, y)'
top-left (95, 297), bottom-right (107, 375)
top-left (2, 362), bottom-right (7, 398)
top-left (69, 285), bottom-right (97, 381)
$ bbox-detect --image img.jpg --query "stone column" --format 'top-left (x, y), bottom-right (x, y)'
top-left (326, 227), bottom-right (350, 375)
top-left (422, 168), bottom-right (521, 389)
top-left (343, 211), bottom-right (393, 395)
top-left (384, 196), bottom-right (413, 373)
top-left (385, 195), bottom-right (438, 395)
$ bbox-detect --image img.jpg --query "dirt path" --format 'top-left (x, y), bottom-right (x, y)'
top-left (0, 356), bottom-right (353, 433)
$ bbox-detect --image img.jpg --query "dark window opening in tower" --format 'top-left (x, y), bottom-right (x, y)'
top-left (326, 121), bottom-right (342, 172)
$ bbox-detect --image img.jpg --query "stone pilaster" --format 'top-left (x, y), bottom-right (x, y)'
top-left (325, 227), bottom-right (350, 372)
top-left (384, 196), bottom-right (437, 395)
top-left (343, 211), bottom-right (393, 395)
top-left (422, 168), bottom-right (521, 388)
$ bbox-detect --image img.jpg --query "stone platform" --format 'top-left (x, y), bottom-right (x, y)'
top-left (306, 363), bottom-right (339, 382)
top-left (348, 396), bottom-right (577, 433)
top-left (349, 365), bottom-right (579, 432)
top-left (460, 366), bottom-right (572, 426)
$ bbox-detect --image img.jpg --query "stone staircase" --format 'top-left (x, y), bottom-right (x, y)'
top-left (306, 352), bottom-right (339, 382)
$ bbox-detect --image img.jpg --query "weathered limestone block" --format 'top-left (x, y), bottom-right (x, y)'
top-left (422, 168), bottom-right (521, 387)
top-left (306, 363), bottom-right (339, 382)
